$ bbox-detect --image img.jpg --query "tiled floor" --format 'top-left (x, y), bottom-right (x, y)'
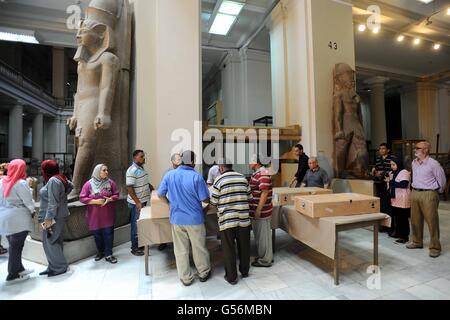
top-left (1, 202), bottom-right (450, 300)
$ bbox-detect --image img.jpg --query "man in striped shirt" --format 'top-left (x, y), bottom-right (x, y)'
top-left (249, 156), bottom-right (273, 268)
top-left (126, 150), bottom-right (152, 256)
top-left (210, 159), bottom-right (252, 285)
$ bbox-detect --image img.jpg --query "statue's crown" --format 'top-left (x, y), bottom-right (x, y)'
top-left (86, 0), bottom-right (118, 29)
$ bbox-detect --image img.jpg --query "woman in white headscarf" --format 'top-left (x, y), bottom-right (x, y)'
top-left (80, 164), bottom-right (120, 264)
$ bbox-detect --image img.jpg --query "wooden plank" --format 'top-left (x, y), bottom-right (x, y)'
top-left (273, 187), bottom-right (333, 206)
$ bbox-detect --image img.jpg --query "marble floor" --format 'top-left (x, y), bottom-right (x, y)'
top-left (1, 202), bottom-right (450, 300)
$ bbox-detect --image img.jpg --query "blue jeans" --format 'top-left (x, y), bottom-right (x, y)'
top-left (93, 227), bottom-right (114, 257)
top-left (128, 203), bottom-right (146, 250)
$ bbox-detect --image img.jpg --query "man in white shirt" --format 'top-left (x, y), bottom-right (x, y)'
top-left (207, 164), bottom-right (221, 186)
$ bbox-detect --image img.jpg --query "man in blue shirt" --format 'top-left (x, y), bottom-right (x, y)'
top-left (158, 151), bottom-right (211, 286)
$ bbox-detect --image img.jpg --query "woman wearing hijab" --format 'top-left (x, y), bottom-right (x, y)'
top-left (0, 160), bottom-right (35, 284)
top-left (0, 163), bottom-right (9, 255)
top-left (80, 164), bottom-right (120, 264)
top-left (39, 160), bottom-right (73, 277)
top-left (388, 157), bottom-right (411, 244)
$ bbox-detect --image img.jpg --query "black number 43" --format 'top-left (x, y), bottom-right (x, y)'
top-left (328, 42), bottom-right (338, 50)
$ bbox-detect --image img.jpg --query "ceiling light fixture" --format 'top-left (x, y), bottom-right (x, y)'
top-left (447, 7), bottom-right (450, 15)
top-left (413, 38), bottom-right (421, 45)
top-left (417, 0), bottom-right (434, 4)
top-left (372, 27), bottom-right (380, 34)
top-left (433, 43), bottom-right (441, 50)
top-left (209, 1), bottom-right (245, 36)
top-left (358, 24), bottom-right (366, 32)
top-left (397, 35), bottom-right (405, 42)
top-left (0, 27), bottom-right (40, 44)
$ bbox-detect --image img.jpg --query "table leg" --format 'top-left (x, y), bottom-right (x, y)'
top-left (145, 245), bottom-right (149, 276)
top-left (272, 229), bottom-right (276, 254)
top-left (334, 231), bottom-right (339, 286)
top-left (373, 223), bottom-right (379, 266)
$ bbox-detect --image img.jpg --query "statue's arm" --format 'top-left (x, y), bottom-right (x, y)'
top-left (95, 53), bottom-right (120, 130)
top-left (68, 66), bottom-right (81, 131)
top-left (333, 94), bottom-right (344, 139)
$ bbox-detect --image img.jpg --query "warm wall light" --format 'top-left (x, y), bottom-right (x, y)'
top-left (397, 35), bottom-right (405, 42)
top-left (372, 27), bottom-right (380, 34)
top-left (358, 24), bottom-right (366, 32)
top-left (447, 7), bottom-right (450, 15)
top-left (433, 43), bottom-right (441, 50)
top-left (413, 38), bottom-right (421, 45)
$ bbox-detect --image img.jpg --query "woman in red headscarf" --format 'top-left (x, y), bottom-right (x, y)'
top-left (0, 159), bottom-right (36, 284)
top-left (38, 160), bottom-right (73, 277)
top-left (0, 163), bottom-right (9, 255)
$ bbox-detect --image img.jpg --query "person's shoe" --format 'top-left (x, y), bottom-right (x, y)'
top-left (181, 279), bottom-right (194, 287)
top-left (388, 232), bottom-right (400, 239)
top-left (251, 261), bottom-right (272, 268)
top-left (429, 251), bottom-right (441, 258)
top-left (105, 256), bottom-right (118, 264)
top-left (48, 269), bottom-right (68, 278)
top-left (395, 239), bottom-right (408, 244)
top-left (138, 246), bottom-right (145, 251)
top-left (131, 249), bottom-right (144, 256)
top-left (158, 244), bottom-right (167, 251)
top-left (199, 271), bottom-right (212, 283)
top-left (224, 275), bottom-right (238, 285)
top-left (0, 246), bottom-right (7, 255)
top-left (379, 226), bottom-right (389, 233)
top-left (39, 269), bottom-right (50, 276)
top-left (241, 273), bottom-right (249, 278)
top-left (19, 269), bottom-right (34, 277)
top-left (406, 242), bottom-right (424, 249)
top-left (94, 253), bottom-right (105, 261)
top-left (6, 274), bottom-right (30, 285)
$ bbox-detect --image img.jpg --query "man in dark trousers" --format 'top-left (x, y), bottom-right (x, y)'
top-left (292, 144), bottom-right (309, 187)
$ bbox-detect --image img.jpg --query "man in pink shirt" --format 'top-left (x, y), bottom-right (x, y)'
top-left (407, 141), bottom-right (447, 258)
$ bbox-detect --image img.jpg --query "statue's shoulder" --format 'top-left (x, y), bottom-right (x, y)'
top-left (99, 52), bottom-right (120, 66)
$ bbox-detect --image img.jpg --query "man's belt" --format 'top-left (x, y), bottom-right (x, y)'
top-left (412, 188), bottom-right (439, 192)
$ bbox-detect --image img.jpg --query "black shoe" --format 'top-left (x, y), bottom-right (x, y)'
top-left (395, 238), bottom-right (408, 244)
top-left (199, 271), bottom-right (212, 283)
top-left (251, 261), bottom-right (272, 268)
top-left (48, 269), bottom-right (68, 278)
top-left (241, 273), bottom-right (249, 278)
top-left (224, 275), bottom-right (238, 285)
top-left (105, 256), bottom-right (118, 264)
top-left (39, 270), bottom-right (50, 276)
top-left (131, 249), bottom-right (144, 256)
top-left (0, 246), bottom-right (7, 255)
top-left (158, 244), bottom-right (167, 251)
top-left (181, 279), bottom-right (194, 287)
top-left (95, 253), bottom-right (105, 261)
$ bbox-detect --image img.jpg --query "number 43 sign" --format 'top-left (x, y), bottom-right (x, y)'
top-left (328, 42), bottom-right (338, 50)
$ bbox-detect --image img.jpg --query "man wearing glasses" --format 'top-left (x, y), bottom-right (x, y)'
top-left (407, 141), bottom-right (447, 258)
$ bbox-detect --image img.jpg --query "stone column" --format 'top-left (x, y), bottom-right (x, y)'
top-left (32, 113), bottom-right (44, 162)
top-left (365, 76), bottom-right (389, 148)
top-left (8, 104), bottom-right (23, 159)
top-left (417, 81), bottom-right (439, 150)
top-left (52, 47), bottom-right (67, 107)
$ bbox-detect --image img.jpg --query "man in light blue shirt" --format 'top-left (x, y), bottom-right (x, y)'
top-left (158, 151), bottom-right (211, 286)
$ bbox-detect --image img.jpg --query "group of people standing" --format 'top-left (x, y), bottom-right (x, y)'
top-left (373, 141), bottom-right (447, 258)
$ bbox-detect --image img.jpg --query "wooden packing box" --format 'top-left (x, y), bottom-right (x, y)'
top-left (150, 191), bottom-right (170, 219)
top-left (294, 193), bottom-right (380, 218)
top-left (273, 187), bottom-right (333, 206)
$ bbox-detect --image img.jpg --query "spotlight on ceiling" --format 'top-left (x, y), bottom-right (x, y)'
top-left (372, 27), bottom-right (380, 34)
top-left (447, 7), bottom-right (450, 15)
top-left (433, 43), bottom-right (441, 50)
top-left (397, 35), bottom-right (405, 42)
top-left (358, 24), bottom-right (366, 32)
top-left (413, 38), bottom-right (421, 45)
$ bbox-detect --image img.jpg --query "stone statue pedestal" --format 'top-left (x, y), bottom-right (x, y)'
top-left (22, 199), bottom-right (131, 265)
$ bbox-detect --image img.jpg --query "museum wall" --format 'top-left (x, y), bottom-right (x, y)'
top-left (132, 0), bottom-right (202, 186)
top-left (400, 86), bottom-right (420, 141)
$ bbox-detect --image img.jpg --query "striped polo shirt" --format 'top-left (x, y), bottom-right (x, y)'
top-left (375, 155), bottom-right (393, 178)
top-left (249, 167), bottom-right (273, 219)
top-left (126, 163), bottom-right (151, 205)
top-left (210, 171), bottom-right (252, 232)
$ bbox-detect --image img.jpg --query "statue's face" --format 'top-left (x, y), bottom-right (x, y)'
top-left (77, 24), bottom-right (101, 48)
top-left (338, 70), bottom-right (355, 89)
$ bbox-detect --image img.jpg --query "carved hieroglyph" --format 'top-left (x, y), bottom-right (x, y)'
top-left (68, 0), bottom-right (131, 199)
top-left (332, 63), bottom-right (369, 178)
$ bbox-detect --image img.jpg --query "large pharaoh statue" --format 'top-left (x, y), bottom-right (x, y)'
top-left (68, 0), bottom-right (131, 199)
top-left (332, 63), bottom-right (369, 178)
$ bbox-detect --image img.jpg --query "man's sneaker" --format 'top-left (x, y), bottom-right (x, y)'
top-left (19, 269), bottom-right (34, 277)
top-left (6, 274), bottom-right (30, 285)
top-left (224, 275), bottom-right (238, 285)
top-left (94, 253), bottom-right (105, 261)
top-left (131, 249), bottom-right (144, 256)
top-left (406, 242), bottom-right (423, 249)
top-left (105, 256), bottom-right (118, 264)
top-left (251, 261), bottom-right (272, 268)
top-left (181, 279), bottom-right (194, 287)
top-left (429, 251), bottom-right (441, 258)
top-left (199, 271), bottom-right (212, 283)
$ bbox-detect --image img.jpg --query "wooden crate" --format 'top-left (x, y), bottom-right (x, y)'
top-left (273, 187), bottom-right (333, 206)
top-left (294, 193), bottom-right (380, 218)
top-left (150, 191), bottom-right (170, 219)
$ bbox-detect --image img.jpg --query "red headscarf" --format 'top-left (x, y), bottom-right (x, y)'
top-left (1, 159), bottom-right (27, 198)
top-left (41, 160), bottom-right (69, 192)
